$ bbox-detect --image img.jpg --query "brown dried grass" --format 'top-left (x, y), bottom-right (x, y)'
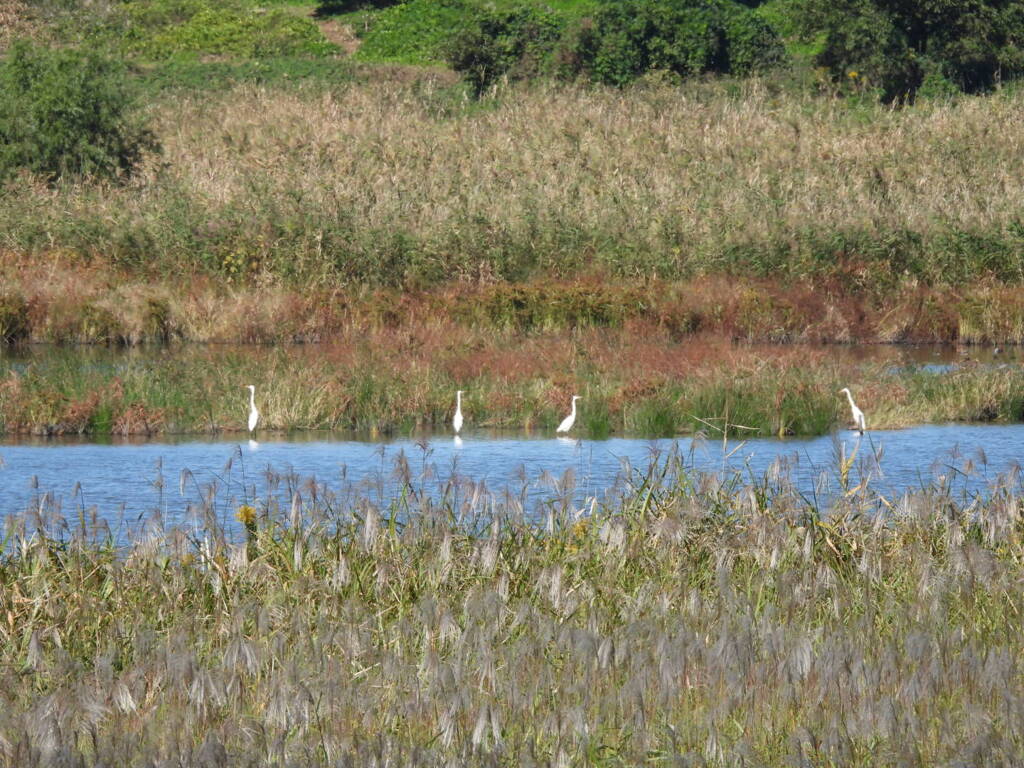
top-left (5, 249), bottom-right (1024, 347)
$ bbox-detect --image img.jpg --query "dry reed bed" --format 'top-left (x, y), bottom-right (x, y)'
top-left (1, 453), bottom-right (1023, 765)
top-left (156, 80), bottom-right (1024, 250)
top-left (3, 80), bottom-right (1024, 285)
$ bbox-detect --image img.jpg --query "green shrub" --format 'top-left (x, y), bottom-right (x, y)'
top-left (720, 0), bottom-right (785, 73)
top-left (0, 41), bottom-right (158, 182)
top-left (566, 0), bottom-right (784, 86)
top-left (753, 0), bottom-right (824, 61)
top-left (447, 5), bottom-right (564, 95)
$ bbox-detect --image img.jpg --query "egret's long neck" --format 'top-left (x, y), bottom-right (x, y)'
top-left (456, 391), bottom-right (462, 409)
top-left (844, 390), bottom-right (856, 409)
top-left (570, 399), bottom-right (577, 417)
top-left (249, 389), bottom-right (256, 409)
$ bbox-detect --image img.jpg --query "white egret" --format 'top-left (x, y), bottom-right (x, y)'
top-left (246, 384), bottom-right (259, 433)
top-left (839, 387), bottom-right (866, 434)
top-left (556, 395), bottom-right (581, 434)
top-left (453, 390), bottom-right (464, 434)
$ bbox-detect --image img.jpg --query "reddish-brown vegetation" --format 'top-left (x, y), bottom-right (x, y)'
top-left (3, 252), bottom-right (1023, 346)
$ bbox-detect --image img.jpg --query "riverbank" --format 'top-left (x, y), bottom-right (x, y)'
top-left (2, 456), bottom-right (1021, 765)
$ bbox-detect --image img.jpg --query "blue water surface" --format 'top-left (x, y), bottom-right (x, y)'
top-left (2, 424), bottom-right (1022, 539)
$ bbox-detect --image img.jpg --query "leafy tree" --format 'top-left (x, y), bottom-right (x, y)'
top-left (0, 41), bottom-right (158, 183)
top-left (448, 0), bottom-right (782, 93)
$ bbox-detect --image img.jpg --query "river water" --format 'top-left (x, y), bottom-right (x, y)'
top-left (1, 423), bottom-right (1022, 540)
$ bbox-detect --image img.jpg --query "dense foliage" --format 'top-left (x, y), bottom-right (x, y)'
top-left (9, 0), bottom-right (1024, 101)
top-left (447, 5), bottom-right (563, 94)
top-left (354, 0), bottom-right (471, 64)
top-left (445, 0), bottom-right (783, 91)
top-left (0, 41), bottom-right (157, 182)
top-left (355, 0), bottom-right (1024, 98)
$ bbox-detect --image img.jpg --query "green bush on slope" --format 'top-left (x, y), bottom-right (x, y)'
top-left (570, 0), bottom-right (784, 86)
top-left (0, 41), bottom-right (158, 182)
top-left (447, 5), bottom-right (563, 94)
top-left (445, 0), bottom-right (784, 92)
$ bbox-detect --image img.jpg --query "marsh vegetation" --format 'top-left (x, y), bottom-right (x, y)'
top-left (5, 339), bottom-right (1024, 438)
top-left (5, 80), bottom-right (1024, 291)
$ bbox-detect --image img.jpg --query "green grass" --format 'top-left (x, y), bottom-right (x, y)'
top-left (15, 0), bottom-right (339, 58)
top-left (352, 0), bottom-right (470, 65)
top-left (347, 0), bottom-right (598, 65)
top-left (133, 54), bottom-right (354, 94)
top-left (2, 450), bottom-right (1024, 764)
top-left (132, 6), bottom-right (337, 58)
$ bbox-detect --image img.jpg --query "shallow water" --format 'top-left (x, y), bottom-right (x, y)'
top-left (1, 423), bottom-right (1022, 539)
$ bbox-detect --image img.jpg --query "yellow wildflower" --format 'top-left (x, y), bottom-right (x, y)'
top-left (236, 504), bottom-right (256, 526)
